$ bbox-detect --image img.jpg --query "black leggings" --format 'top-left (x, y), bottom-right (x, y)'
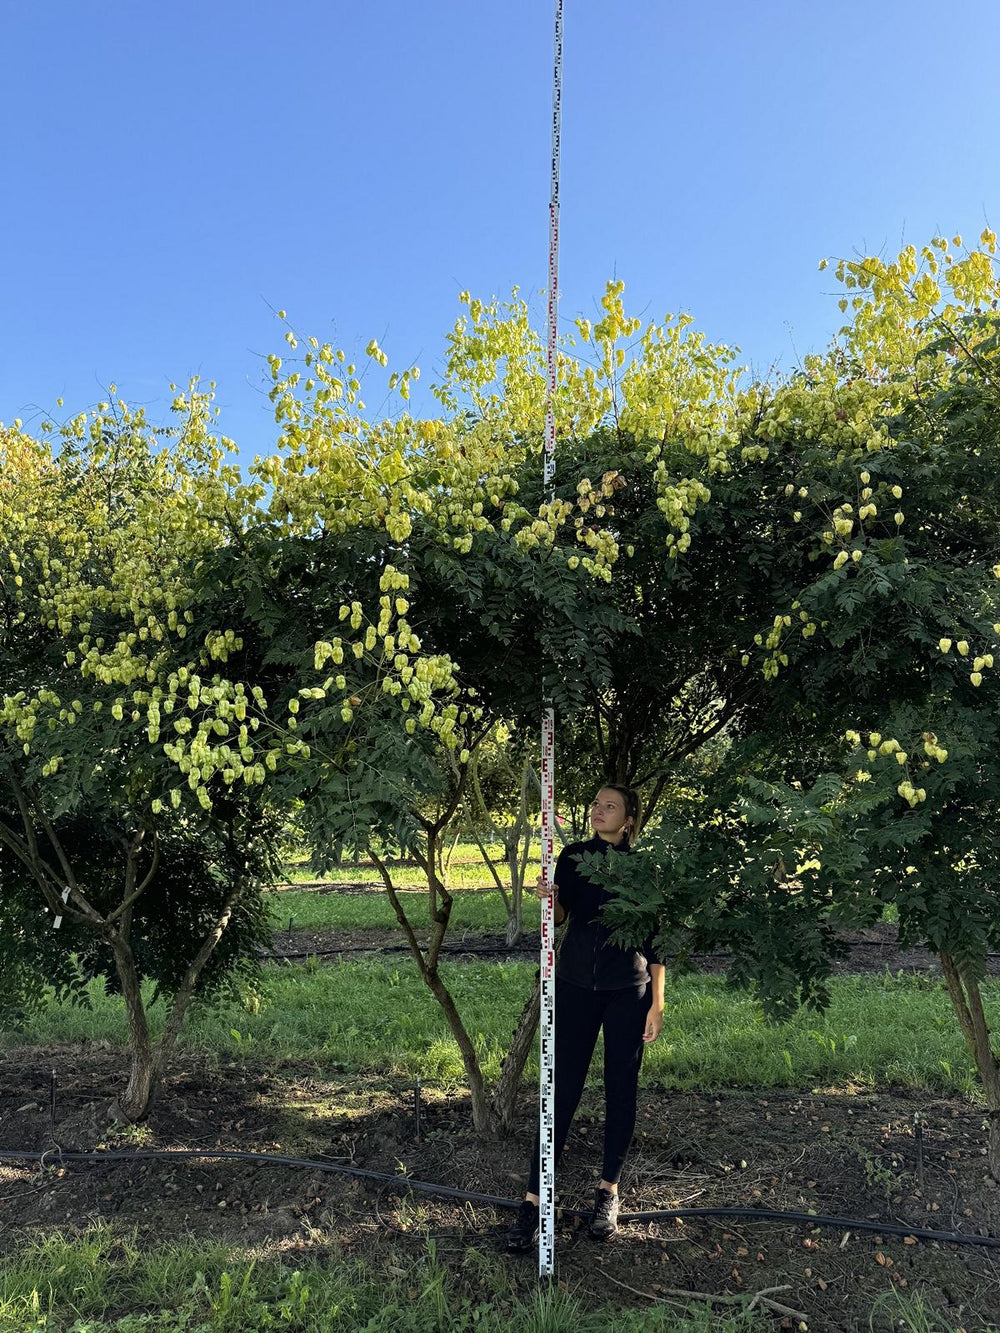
top-left (527, 977), bottom-right (652, 1195)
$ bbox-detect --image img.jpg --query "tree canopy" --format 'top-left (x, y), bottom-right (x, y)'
top-left (6, 230), bottom-right (1000, 1146)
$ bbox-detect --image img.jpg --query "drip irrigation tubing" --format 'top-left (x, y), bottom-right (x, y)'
top-left (2, 1146), bottom-right (999, 1250)
top-left (260, 939), bottom-right (1000, 965)
top-left (261, 943), bottom-right (538, 960)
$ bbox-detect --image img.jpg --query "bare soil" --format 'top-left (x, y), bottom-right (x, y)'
top-left (2, 1048), bottom-right (999, 1331)
top-left (263, 920), bottom-right (1000, 978)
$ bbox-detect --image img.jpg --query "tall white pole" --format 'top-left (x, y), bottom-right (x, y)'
top-left (538, 0), bottom-right (563, 1281)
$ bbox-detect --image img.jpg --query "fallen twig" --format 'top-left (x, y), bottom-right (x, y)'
top-left (746, 1284), bottom-right (802, 1316)
top-left (592, 1271), bottom-right (689, 1311)
top-left (600, 1268), bottom-right (809, 1322)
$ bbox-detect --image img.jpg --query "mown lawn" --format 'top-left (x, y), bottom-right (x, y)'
top-left (6, 961), bottom-right (987, 1099)
top-left (278, 841), bottom-right (537, 891)
top-left (269, 886), bottom-right (540, 935)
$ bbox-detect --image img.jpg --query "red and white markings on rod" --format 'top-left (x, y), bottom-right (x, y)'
top-left (538, 709), bottom-right (557, 1276)
top-left (538, 0), bottom-right (563, 1281)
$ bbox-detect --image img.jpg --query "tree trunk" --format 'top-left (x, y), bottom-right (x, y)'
top-left (371, 847), bottom-right (498, 1136)
top-left (509, 760), bottom-right (534, 946)
top-left (505, 905), bottom-right (522, 948)
top-left (490, 977), bottom-right (540, 1131)
top-left (443, 825), bottom-right (462, 876)
top-left (491, 892), bottom-right (569, 1132)
top-left (426, 827), bottom-right (438, 918)
top-left (941, 950), bottom-right (1000, 1181)
top-left (424, 964), bottom-right (498, 1135)
top-left (110, 882), bottom-right (245, 1122)
top-left (111, 935), bottom-right (156, 1122)
top-left (8, 786), bottom-right (248, 1127)
top-left (505, 831), bottom-right (523, 947)
top-left (150, 881), bottom-right (245, 1096)
top-left (121, 1051), bottom-right (155, 1124)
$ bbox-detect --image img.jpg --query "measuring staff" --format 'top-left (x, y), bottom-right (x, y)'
top-left (507, 783), bottom-right (665, 1251)
top-left (536, 0), bottom-right (563, 1280)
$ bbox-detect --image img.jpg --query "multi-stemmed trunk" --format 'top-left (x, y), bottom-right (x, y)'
top-left (372, 765), bottom-right (549, 1139)
top-left (470, 817), bottom-right (532, 947)
top-left (470, 757), bottom-right (569, 947)
top-left (0, 777), bottom-right (248, 1126)
top-left (372, 839), bottom-right (498, 1134)
top-left (113, 882), bottom-right (245, 1122)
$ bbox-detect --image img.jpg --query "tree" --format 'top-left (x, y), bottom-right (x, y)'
top-left (0, 401), bottom-right (283, 1120)
top-left (591, 231), bottom-right (1000, 1177)
top-left (196, 423), bottom-right (618, 1135)
top-left (204, 297), bottom-right (745, 1133)
top-left (432, 288), bottom-right (793, 827)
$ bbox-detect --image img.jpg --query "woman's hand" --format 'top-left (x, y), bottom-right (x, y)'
top-left (534, 875), bottom-right (564, 923)
top-left (533, 874), bottom-right (554, 901)
top-left (643, 1004), bottom-right (664, 1044)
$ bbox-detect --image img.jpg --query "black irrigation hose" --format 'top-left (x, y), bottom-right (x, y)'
top-left (261, 944), bottom-right (538, 961)
top-left (262, 939), bottom-right (1000, 965)
top-left (2, 1147), bottom-right (999, 1250)
top-left (842, 940), bottom-right (1000, 961)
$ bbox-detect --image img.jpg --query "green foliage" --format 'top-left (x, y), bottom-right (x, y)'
top-left (9, 236), bottom-right (1000, 1120)
top-left (585, 759), bottom-right (874, 1018)
top-left (590, 311), bottom-right (1000, 1033)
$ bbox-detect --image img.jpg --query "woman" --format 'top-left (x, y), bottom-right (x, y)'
top-left (506, 783), bottom-right (664, 1251)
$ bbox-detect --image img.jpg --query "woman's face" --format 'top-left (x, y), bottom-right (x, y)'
top-left (591, 788), bottom-right (628, 838)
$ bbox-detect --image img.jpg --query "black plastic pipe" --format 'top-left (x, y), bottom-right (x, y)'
top-left (2, 1146), bottom-right (998, 1249)
top-left (259, 939), bottom-right (1000, 964)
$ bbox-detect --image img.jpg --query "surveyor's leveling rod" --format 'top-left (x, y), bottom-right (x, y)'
top-left (538, 0), bottom-right (563, 1281)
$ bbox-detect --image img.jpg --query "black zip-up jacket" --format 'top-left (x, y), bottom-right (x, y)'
top-left (554, 834), bottom-right (662, 991)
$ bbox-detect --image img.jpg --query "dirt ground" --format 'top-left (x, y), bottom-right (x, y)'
top-left (2, 1048), bottom-right (1000, 1332)
top-left (264, 919), bottom-right (1000, 978)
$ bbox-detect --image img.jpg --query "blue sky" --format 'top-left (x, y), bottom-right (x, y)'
top-left (5, 1), bottom-right (999, 460)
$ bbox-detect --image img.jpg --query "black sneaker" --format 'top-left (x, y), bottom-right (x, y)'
top-left (588, 1186), bottom-right (619, 1241)
top-left (505, 1199), bottom-right (539, 1253)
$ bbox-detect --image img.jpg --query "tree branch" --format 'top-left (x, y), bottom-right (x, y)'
top-left (156, 877), bottom-right (246, 1070)
top-left (370, 847), bottom-right (430, 979)
top-left (941, 951), bottom-right (977, 1053)
top-left (108, 830), bottom-right (160, 924)
top-left (3, 781), bottom-right (103, 926)
top-left (469, 822), bottom-right (509, 905)
top-left (17, 780), bottom-right (103, 926)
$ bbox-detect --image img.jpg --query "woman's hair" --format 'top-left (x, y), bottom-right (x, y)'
top-left (599, 783), bottom-right (642, 846)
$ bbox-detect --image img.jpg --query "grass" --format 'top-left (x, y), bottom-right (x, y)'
top-left (867, 1285), bottom-right (998, 1333)
top-left (0, 1225), bottom-right (771, 1333)
top-left (5, 962), bottom-right (990, 1100)
top-left (1, 847), bottom-right (981, 1333)
top-left (278, 841), bottom-right (536, 891)
top-left (270, 839), bottom-right (541, 935)
top-left (271, 844), bottom-right (902, 936)
top-left (0, 1226), bottom-right (987, 1333)
top-left (269, 887), bottom-right (540, 935)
